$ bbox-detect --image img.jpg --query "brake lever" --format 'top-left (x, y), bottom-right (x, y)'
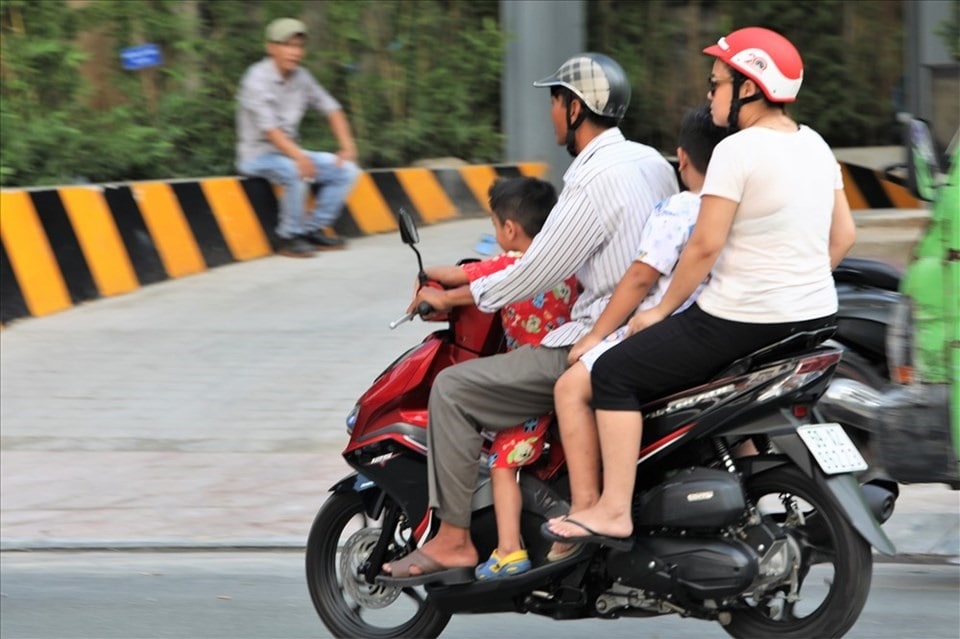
top-left (388, 302), bottom-right (436, 329)
top-left (389, 312), bottom-right (415, 329)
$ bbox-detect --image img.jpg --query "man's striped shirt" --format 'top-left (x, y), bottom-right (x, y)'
top-left (469, 127), bottom-right (678, 347)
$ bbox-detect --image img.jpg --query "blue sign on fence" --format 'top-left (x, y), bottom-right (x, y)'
top-left (120, 43), bottom-right (163, 71)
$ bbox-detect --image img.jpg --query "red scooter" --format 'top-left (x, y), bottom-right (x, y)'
top-left (305, 210), bottom-right (895, 639)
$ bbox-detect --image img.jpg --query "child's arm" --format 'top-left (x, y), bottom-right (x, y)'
top-left (412, 256), bottom-right (510, 314)
top-left (568, 261), bottom-right (659, 363)
top-left (409, 284), bottom-right (475, 314)
top-left (423, 265), bottom-right (470, 287)
top-left (631, 194), bottom-right (734, 334)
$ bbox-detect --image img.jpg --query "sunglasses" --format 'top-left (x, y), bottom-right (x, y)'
top-left (708, 76), bottom-right (732, 95)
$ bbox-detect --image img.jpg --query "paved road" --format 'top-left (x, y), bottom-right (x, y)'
top-left (1, 218), bottom-right (957, 557)
top-left (1, 551), bottom-right (958, 639)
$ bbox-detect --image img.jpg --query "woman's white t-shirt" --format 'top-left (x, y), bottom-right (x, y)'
top-left (697, 125), bottom-right (843, 323)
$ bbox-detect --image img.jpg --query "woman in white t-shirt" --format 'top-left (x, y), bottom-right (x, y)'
top-left (544, 27), bottom-right (857, 547)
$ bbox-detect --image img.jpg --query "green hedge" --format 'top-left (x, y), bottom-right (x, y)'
top-left (1, 0), bottom-right (908, 187)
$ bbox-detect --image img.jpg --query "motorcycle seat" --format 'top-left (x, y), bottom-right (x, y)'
top-left (833, 257), bottom-right (901, 292)
top-left (713, 326), bottom-right (837, 380)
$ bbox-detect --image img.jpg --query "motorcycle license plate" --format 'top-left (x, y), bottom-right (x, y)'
top-left (797, 423), bottom-right (869, 474)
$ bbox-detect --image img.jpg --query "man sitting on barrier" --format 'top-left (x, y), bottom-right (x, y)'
top-left (236, 18), bottom-right (360, 257)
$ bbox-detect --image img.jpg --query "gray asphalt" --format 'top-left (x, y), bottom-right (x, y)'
top-left (0, 551), bottom-right (957, 639)
top-left (1, 217), bottom-right (957, 559)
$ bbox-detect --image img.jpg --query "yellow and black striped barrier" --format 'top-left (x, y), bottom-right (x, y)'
top-left (0, 158), bottom-right (919, 325)
top-left (839, 162), bottom-right (920, 210)
top-left (0, 163), bottom-right (548, 324)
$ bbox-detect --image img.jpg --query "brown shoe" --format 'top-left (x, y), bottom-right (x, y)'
top-left (276, 236), bottom-right (315, 258)
top-left (303, 230), bottom-right (347, 250)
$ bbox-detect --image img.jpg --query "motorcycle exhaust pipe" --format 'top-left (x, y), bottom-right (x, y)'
top-left (861, 481), bottom-right (897, 524)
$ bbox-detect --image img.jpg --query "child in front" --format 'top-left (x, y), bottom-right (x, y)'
top-left (414, 176), bottom-right (578, 579)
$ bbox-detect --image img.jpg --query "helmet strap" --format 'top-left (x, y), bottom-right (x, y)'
top-left (727, 72), bottom-right (762, 133)
top-left (565, 99), bottom-right (587, 157)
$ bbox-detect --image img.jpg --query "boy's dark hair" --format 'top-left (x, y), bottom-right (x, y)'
top-left (678, 104), bottom-right (729, 174)
top-left (550, 86), bottom-right (620, 130)
top-left (488, 176), bottom-right (558, 238)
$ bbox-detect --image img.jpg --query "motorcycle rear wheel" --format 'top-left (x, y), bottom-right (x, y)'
top-left (723, 466), bottom-right (873, 639)
top-left (305, 491), bottom-right (451, 639)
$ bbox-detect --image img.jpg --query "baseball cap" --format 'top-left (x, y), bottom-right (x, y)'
top-left (266, 18), bottom-right (307, 43)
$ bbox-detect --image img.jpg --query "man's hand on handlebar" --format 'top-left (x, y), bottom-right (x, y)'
top-left (407, 285), bottom-right (451, 317)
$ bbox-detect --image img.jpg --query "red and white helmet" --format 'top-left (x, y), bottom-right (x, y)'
top-left (703, 27), bottom-right (803, 103)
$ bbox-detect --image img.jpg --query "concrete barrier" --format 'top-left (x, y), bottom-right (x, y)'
top-left (0, 155), bottom-right (923, 325)
top-left (0, 163), bottom-right (548, 324)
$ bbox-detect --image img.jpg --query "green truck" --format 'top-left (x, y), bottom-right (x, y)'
top-left (886, 117), bottom-right (959, 485)
top-left (820, 117), bottom-right (958, 495)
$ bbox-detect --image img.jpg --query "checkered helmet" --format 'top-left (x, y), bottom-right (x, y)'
top-left (533, 53), bottom-right (631, 120)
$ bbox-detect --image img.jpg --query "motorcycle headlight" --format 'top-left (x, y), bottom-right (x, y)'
top-left (886, 298), bottom-right (917, 384)
top-left (346, 403), bottom-right (361, 435)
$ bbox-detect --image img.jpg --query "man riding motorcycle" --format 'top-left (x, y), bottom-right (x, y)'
top-left (380, 52), bottom-right (679, 583)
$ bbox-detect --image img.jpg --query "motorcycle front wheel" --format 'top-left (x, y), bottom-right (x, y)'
top-left (305, 491), bottom-right (451, 639)
top-left (723, 465), bottom-right (873, 639)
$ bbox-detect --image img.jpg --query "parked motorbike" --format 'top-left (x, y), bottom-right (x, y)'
top-left (828, 256), bottom-right (904, 506)
top-left (305, 209), bottom-right (895, 639)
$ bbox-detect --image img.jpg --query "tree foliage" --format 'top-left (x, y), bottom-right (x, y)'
top-left (0, 0), bottom-right (905, 187)
top-left (589, 0), bottom-right (904, 151)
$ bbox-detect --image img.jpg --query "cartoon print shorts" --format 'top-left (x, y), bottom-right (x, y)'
top-left (488, 414), bottom-right (553, 469)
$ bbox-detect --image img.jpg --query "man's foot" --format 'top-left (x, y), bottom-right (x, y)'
top-left (276, 236), bottom-right (315, 258)
top-left (376, 548), bottom-right (475, 586)
top-left (378, 537), bottom-right (478, 587)
top-left (302, 229), bottom-right (347, 250)
top-left (382, 537), bottom-right (477, 574)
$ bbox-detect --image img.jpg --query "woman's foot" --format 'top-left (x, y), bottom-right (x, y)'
top-left (545, 506), bottom-right (632, 541)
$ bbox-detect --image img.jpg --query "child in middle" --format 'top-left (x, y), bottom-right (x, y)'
top-left (413, 175), bottom-right (579, 580)
top-left (547, 105), bottom-right (728, 558)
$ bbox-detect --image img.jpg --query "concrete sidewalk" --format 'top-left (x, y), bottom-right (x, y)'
top-left (1, 216), bottom-right (957, 560)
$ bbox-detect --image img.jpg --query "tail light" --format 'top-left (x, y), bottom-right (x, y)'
top-left (886, 298), bottom-right (917, 384)
top-left (757, 351), bottom-right (842, 402)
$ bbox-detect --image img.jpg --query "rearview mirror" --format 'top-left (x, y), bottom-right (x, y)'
top-left (904, 117), bottom-right (943, 202)
top-left (398, 208), bottom-right (420, 245)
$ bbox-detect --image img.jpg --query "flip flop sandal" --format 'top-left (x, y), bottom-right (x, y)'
top-left (474, 549), bottom-right (532, 580)
top-left (376, 548), bottom-right (475, 587)
top-left (540, 517), bottom-right (634, 551)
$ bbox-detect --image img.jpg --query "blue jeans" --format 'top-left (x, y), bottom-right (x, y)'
top-left (239, 151), bottom-right (360, 239)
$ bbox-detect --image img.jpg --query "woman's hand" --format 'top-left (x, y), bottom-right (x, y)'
top-left (626, 306), bottom-right (668, 336)
top-left (568, 332), bottom-right (603, 365)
